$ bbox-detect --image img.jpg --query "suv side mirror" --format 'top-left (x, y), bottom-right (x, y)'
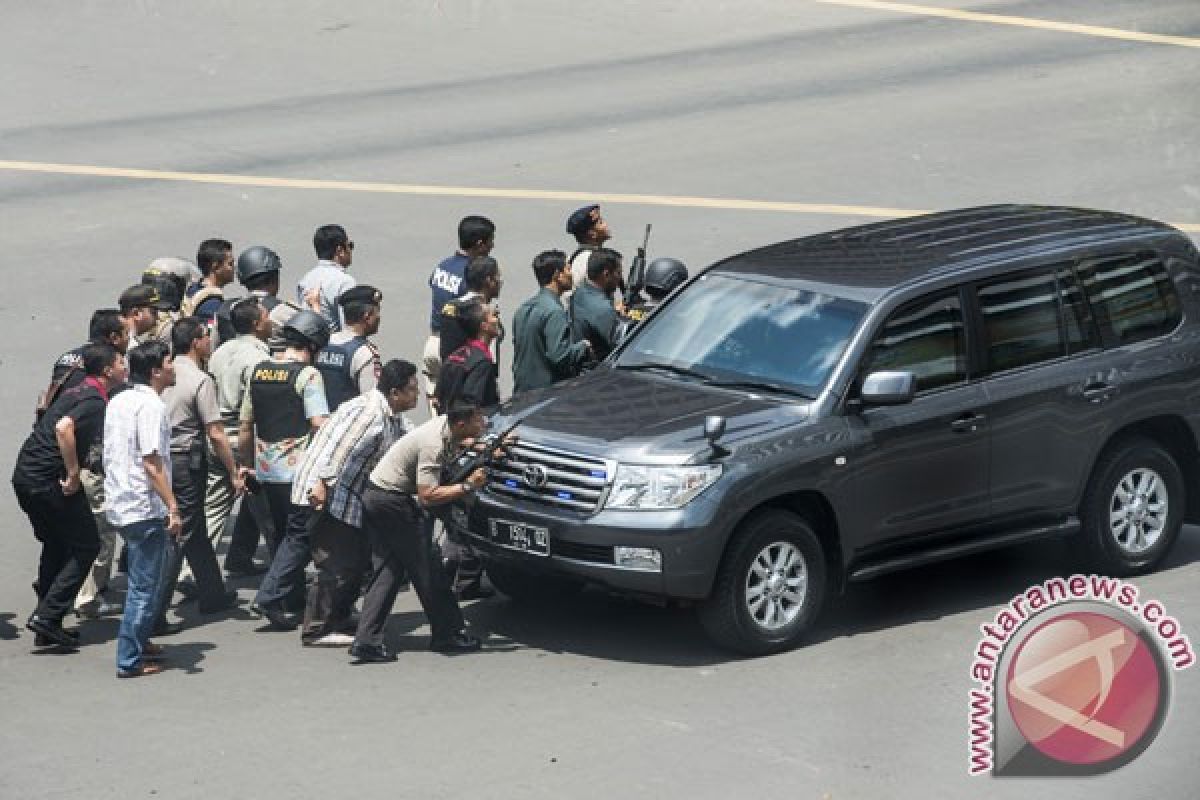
top-left (860, 371), bottom-right (917, 406)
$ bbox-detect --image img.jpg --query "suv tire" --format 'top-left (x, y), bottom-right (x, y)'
top-left (486, 561), bottom-right (584, 603)
top-left (1080, 436), bottom-right (1185, 576)
top-left (698, 510), bottom-right (827, 655)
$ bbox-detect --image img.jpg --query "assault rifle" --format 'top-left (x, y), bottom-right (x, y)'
top-left (624, 223), bottom-right (652, 307)
top-left (442, 422), bottom-right (520, 486)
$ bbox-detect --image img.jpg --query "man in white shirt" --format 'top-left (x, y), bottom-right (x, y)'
top-left (296, 224), bottom-right (356, 332)
top-left (103, 340), bottom-right (180, 678)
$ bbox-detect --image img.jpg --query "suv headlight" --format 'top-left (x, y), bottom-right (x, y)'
top-left (604, 464), bottom-right (722, 510)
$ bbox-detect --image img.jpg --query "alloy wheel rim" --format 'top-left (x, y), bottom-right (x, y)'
top-left (744, 541), bottom-right (807, 630)
top-left (1109, 467), bottom-right (1168, 554)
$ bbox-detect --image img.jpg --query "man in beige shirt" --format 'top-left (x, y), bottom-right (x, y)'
top-left (349, 401), bottom-right (489, 663)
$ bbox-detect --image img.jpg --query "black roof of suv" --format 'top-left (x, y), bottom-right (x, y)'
top-left (713, 204), bottom-right (1181, 295)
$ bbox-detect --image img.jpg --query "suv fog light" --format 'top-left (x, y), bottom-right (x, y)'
top-left (614, 546), bottom-right (662, 572)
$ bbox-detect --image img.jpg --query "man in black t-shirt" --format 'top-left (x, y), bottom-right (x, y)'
top-left (39, 309), bottom-right (131, 617)
top-left (13, 344), bottom-right (127, 648)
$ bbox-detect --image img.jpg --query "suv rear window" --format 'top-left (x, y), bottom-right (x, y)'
top-left (1076, 253), bottom-right (1181, 346)
top-left (974, 265), bottom-right (1101, 373)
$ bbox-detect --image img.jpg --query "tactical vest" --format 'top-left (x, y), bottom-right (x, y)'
top-left (182, 285), bottom-right (225, 319)
top-left (247, 360), bottom-right (310, 443)
top-left (315, 335), bottom-right (368, 411)
top-left (215, 294), bottom-right (281, 346)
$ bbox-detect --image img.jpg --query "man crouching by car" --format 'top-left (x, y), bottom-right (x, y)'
top-left (349, 399), bottom-right (493, 663)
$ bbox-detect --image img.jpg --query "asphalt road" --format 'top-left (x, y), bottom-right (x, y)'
top-left (1, 2), bottom-right (1197, 798)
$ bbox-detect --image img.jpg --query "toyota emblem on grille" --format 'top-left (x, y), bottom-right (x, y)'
top-left (523, 464), bottom-right (549, 489)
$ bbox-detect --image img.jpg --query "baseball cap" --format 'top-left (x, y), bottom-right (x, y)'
top-left (119, 284), bottom-right (159, 314)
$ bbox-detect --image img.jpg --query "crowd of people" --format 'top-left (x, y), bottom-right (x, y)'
top-left (12, 206), bottom-right (691, 677)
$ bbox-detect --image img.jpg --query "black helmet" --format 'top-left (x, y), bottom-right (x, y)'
top-left (236, 246), bottom-right (282, 284)
top-left (282, 310), bottom-right (331, 351)
top-left (141, 269), bottom-right (183, 312)
top-left (643, 257), bottom-right (689, 298)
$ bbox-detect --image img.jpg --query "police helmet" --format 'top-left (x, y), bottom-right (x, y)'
top-left (147, 256), bottom-right (202, 287)
top-left (141, 270), bottom-right (183, 312)
top-left (643, 257), bottom-right (689, 298)
top-left (282, 309), bottom-right (331, 351)
top-left (236, 246), bottom-right (283, 284)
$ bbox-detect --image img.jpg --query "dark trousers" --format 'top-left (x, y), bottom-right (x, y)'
top-left (254, 502), bottom-right (312, 612)
top-left (302, 512), bottom-right (370, 642)
top-left (225, 494), bottom-right (265, 568)
top-left (158, 455), bottom-right (228, 622)
top-left (355, 485), bottom-right (464, 648)
top-left (261, 482), bottom-right (293, 558)
top-left (14, 483), bottom-right (101, 624)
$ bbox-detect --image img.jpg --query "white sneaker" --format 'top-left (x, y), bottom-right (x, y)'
top-left (303, 632), bottom-right (355, 647)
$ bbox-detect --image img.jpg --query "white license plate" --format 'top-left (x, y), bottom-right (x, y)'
top-left (488, 519), bottom-right (550, 556)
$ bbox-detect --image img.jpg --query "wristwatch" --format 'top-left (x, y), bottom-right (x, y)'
top-left (460, 482), bottom-right (474, 495)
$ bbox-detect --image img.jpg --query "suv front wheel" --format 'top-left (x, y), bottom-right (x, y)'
top-left (699, 510), bottom-right (827, 656)
top-left (1080, 436), bottom-right (1185, 576)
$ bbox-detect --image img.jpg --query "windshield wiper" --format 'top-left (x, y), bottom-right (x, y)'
top-left (703, 379), bottom-right (812, 399)
top-left (617, 362), bottom-right (713, 381)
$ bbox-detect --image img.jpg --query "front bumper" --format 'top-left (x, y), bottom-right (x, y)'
top-left (454, 488), bottom-right (727, 600)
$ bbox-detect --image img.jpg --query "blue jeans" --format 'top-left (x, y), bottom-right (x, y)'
top-left (117, 519), bottom-right (173, 672)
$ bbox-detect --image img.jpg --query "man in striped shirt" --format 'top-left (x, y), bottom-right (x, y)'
top-left (290, 359), bottom-right (419, 646)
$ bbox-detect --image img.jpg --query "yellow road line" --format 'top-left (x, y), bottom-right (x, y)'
top-left (815, 0), bottom-right (1200, 49)
top-left (1, 159), bottom-right (1197, 232)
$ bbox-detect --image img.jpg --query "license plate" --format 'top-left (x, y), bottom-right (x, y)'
top-left (488, 518), bottom-right (550, 557)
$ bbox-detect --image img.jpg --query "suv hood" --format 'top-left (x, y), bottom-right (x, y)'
top-left (493, 366), bottom-right (809, 462)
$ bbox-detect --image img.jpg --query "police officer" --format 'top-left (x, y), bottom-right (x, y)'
top-left (119, 285), bottom-right (159, 348)
top-left (565, 204), bottom-right (612, 294)
top-left (213, 245), bottom-right (302, 349)
top-left (624, 257), bottom-right (689, 324)
top-left (181, 239), bottom-right (235, 324)
top-left (423, 216), bottom-right (495, 412)
top-left (569, 247), bottom-right (626, 362)
top-left (141, 269), bottom-right (184, 344)
top-left (205, 298), bottom-right (274, 576)
top-left (350, 400), bottom-right (489, 662)
top-left (315, 285), bottom-right (383, 412)
top-left (239, 310), bottom-right (330, 628)
top-left (156, 317), bottom-right (241, 634)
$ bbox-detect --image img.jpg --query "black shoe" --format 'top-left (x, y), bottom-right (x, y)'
top-left (225, 559), bottom-right (267, 577)
top-left (429, 631), bottom-right (482, 654)
top-left (251, 603), bottom-right (298, 631)
top-left (348, 642), bottom-right (397, 664)
top-left (27, 616), bottom-right (78, 649)
top-left (152, 621), bottom-right (184, 637)
top-left (456, 584), bottom-right (495, 601)
top-left (198, 590), bottom-right (238, 615)
top-left (34, 627), bottom-right (81, 647)
top-left (176, 580), bottom-right (200, 602)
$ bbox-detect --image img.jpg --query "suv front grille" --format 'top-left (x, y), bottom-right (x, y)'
top-left (487, 441), bottom-right (613, 513)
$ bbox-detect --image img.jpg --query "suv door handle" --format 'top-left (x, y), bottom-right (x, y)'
top-left (1081, 381), bottom-right (1115, 402)
top-left (950, 413), bottom-right (986, 433)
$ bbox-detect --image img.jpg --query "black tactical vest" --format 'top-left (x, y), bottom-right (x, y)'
top-left (247, 360), bottom-right (309, 443)
top-left (216, 294), bottom-right (281, 345)
top-left (315, 336), bottom-right (368, 412)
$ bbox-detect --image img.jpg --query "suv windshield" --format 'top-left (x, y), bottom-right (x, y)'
top-left (616, 273), bottom-right (868, 397)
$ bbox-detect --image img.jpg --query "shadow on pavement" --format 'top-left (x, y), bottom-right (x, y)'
top-left (0, 612), bottom-right (18, 640)
top-left (455, 528), bottom-right (1200, 665)
top-left (160, 641), bottom-right (216, 675)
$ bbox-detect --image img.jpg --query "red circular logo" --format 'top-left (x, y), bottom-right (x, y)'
top-left (1005, 611), bottom-right (1163, 766)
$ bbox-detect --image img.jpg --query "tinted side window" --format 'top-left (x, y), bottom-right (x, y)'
top-left (977, 269), bottom-right (1064, 372)
top-left (1076, 253), bottom-right (1182, 346)
top-left (1056, 265), bottom-right (1100, 354)
top-left (865, 291), bottom-right (966, 392)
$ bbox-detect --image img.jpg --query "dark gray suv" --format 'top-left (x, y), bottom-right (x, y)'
top-left (456, 205), bottom-right (1200, 654)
